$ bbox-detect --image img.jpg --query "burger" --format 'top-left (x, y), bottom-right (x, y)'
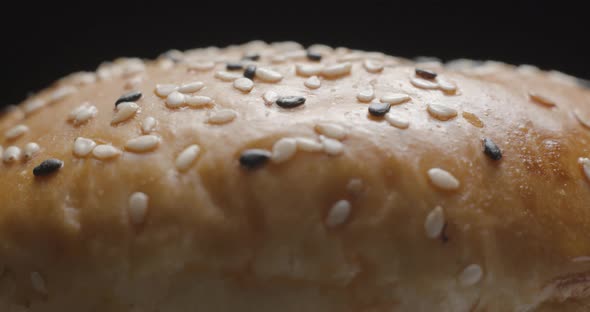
top-left (1, 41), bottom-right (589, 311)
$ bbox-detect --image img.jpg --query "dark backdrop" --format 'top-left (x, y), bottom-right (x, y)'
top-left (0, 1), bottom-right (587, 106)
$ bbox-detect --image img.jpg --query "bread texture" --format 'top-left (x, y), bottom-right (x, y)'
top-left (1, 41), bottom-right (590, 311)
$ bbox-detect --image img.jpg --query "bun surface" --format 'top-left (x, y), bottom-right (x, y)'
top-left (1, 41), bottom-right (590, 311)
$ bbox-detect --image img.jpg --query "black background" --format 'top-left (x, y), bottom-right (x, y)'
top-left (0, 1), bottom-right (586, 107)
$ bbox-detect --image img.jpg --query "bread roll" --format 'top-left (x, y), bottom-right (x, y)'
top-left (1, 41), bottom-right (590, 311)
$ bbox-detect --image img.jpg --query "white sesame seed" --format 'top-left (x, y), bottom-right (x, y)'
top-left (161, 49), bottom-right (184, 62)
top-left (176, 144), bottom-right (201, 172)
top-left (128, 192), bottom-right (149, 225)
top-left (49, 86), bottom-right (77, 103)
top-left (166, 91), bottom-right (187, 108)
top-left (427, 168), bottom-right (460, 191)
top-left (3, 146), bottom-right (21, 163)
top-left (23, 142), bottom-right (40, 160)
top-left (72, 71), bottom-right (97, 85)
top-left (438, 78), bottom-right (458, 93)
top-left (92, 145), bottom-right (121, 160)
top-left (63, 71), bottom-right (93, 86)
top-left (141, 117), bottom-right (157, 134)
top-left (72, 105), bottom-right (98, 125)
top-left (320, 135), bottom-right (344, 156)
top-left (178, 81), bottom-right (205, 94)
top-left (262, 91), bottom-right (279, 105)
top-left (339, 53), bottom-right (364, 62)
top-left (296, 64), bottom-right (324, 77)
top-left (574, 110), bottom-right (590, 129)
top-left (155, 84), bottom-right (178, 97)
top-left (233, 78), bottom-right (254, 93)
top-left (272, 41), bottom-right (304, 52)
top-left (124, 76), bottom-right (143, 90)
top-left (215, 71), bottom-right (242, 82)
top-left (243, 40), bottom-right (267, 51)
top-left (529, 92), bottom-right (556, 107)
top-left (572, 256), bottom-right (590, 263)
top-left (212, 56), bottom-right (229, 63)
top-left (459, 264), bottom-right (483, 286)
top-left (111, 102), bottom-right (139, 124)
top-left (73, 137), bottom-right (97, 157)
top-left (195, 46), bottom-right (219, 54)
top-left (335, 47), bottom-right (350, 55)
top-left (549, 70), bottom-right (579, 86)
top-left (295, 137), bottom-right (324, 152)
top-left (271, 138), bottom-right (298, 164)
top-left (125, 135), bottom-right (160, 153)
top-left (363, 59), bottom-right (384, 73)
top-left (67, 103), bottom-right (89, 121)
top-left (356, 88), bottom-right (375, 102)
top-left (271, 55), bottom-right (287, 63)
top-left (63, 206), bottom-right (81, 231)
top-left (470, 62), bottom-right (503, 76)
top-left (106, 62), bottom-right (124, 77)
top-left (385, 113), bottom-right (410, 129)
top-left (120, 58), bottom-right (146, 77)
top-left (380, 93), bottom-right (411, 105)
top-left (321, 62), bottom-right (352, 78)
top-left (96, 63), bottom-right (113, 80)
top-left (427, 104), bottom-right (458, 121)
top-left (157, 59), bottom-right (174, 70)
top-left (446, 59), bottom-right (478, 71)
top-left (283, 50), bottom-right (307, 59)
top-left (30, 272), bottom-right (47, 294)
top-left (304, 76), bottom-right (322, 89)
top-left (308, 43), bottom-right (333, 54)
top-left (255, 67), bottom-right (283, 83)
top-left (5, 124), bottom-right (29, 140)
top-left (410, 77), bottom-right (439, 89)
top-left (315, 123), bottom-right (347, 140)
top-left (365, 52), bottom-right (386, 60)
top-left (22, 99), bottom-right (46, 116)
top-left (186, 95), bottom-right (213, 108)
top-left (326, 200), bottom-right (351, 227)
top-left (187, 61), bottom-right (215, 71)
top-left (517, 64), bottom-right (541, 75)
top-left (207, 109), bottom-right (238, 124)
top-left (579, 158), bottom-right (590, 182)
top-left (425, 206), bottom-right (445, 239)
top-left (346, 178), bottom-right (363, 195)
top-left (108, 61), bottom-right (125, 75)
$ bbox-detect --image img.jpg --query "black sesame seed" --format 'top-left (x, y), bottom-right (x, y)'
top-left (115, 91), bottom-right (142, 106)
top-left (415, 68), bottom-right (438, 80)
top-left (306, 50), bottom-right (322, 61)
top-left (244, 65), bottom-right (257, 79)
top-left (226, 62), bottom-right (244, 71)
top-left (483, 138), bottom-right (502, 160)
top-left (239, 149), bottom-right (271, 169)
top-left (276, 96), bottom-right (306, 109)
top-left (242, 53), bottom-right (260, 61)
top-left (368, 102), bottom-right (391, 117)
top-left (33, 158), bottom-right (64, 177)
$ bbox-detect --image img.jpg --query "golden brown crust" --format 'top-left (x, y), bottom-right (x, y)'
top-left (1, 41), bottom-right (590, 311)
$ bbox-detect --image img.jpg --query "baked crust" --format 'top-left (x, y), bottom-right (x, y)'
top-left (1, 41), bottom-right (590, 311)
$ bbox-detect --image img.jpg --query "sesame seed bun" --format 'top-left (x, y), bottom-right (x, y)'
top-left (1, 41), bottom-right (590, 311)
